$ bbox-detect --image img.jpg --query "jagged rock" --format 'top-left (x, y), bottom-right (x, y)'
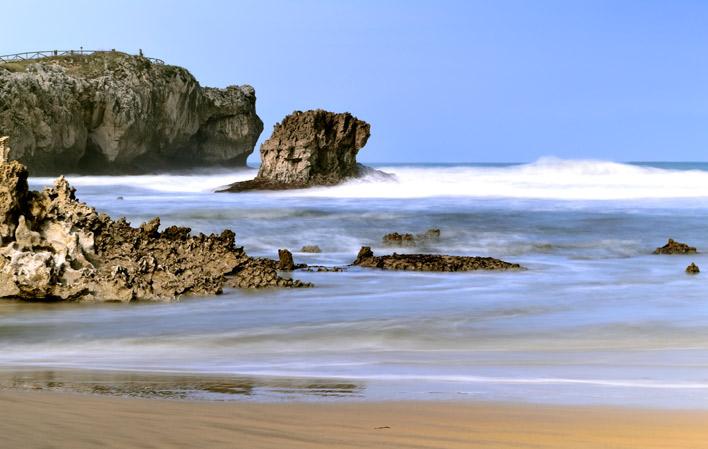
top-left (383, 229), bottom-right (441, 247)
top-left (300, 245), bottom-right (322, 253)
top-left (654, 239), bottom-right (697, 255)
top-left (352, 246), bottom-right (523, 272)
top-left (0, 137), bottom-right (307, 302)
top-left (0, 51), bottom-right (263, 174)
top-left (222, 109), bottom-right (376, 191)
top-left (278, 249), bottom-right (295, 271)
top-left (686, 263), bottom-right (700, 274)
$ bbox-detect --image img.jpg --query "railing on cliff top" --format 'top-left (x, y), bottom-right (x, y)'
top-left (0, 49), bottom-right (165, 65)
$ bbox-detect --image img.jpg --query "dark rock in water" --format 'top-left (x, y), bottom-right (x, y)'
top-left (352, 247), bottom-right (523, 272)
top-left (686, 263), bottom-right (700, 274)
top-left (302, 265), bottom-right (345, 272)
top-left (654, 239), bottom-right (697, 255)
top-left (300, 245), bottom-right (322, 253)
top-left (0, 51), bottom-right (263, 175)
top-left (222, 109), bottom-right (383, 192)
top-left (278, 249), bottom-right (295, 271)
top-left (383, 232), bottom-right (416, 247)
top-left (0, 136), bottom-right (308, 302)
top-left (383, 228), bottom-right (441, 247)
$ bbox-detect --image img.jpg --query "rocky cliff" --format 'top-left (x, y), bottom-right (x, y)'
top-left (222, 109), bottom-right (371, 191)
top-left (0, 51), bottom-right (263, 174)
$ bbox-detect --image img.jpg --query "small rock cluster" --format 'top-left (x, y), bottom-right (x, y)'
top-left (352, 247), bottom-right (523, 272)
top-left (382, 229), bottom-right (441, 247)
top-left (654, 239), bottom-right (697, 255)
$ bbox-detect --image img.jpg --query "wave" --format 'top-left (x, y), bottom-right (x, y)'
top-left (302, 158), bottom-right (708, 200)
top-left (28, 157), bottom-right (708, 200)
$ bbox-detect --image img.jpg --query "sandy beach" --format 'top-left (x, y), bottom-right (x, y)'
top-left (2, 390), bottom-right (708, 449)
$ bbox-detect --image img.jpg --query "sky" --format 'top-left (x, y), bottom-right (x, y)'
top-left (2, 0), bottom-right (708, 163)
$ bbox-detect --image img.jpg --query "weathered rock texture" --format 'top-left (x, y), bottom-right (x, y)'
top-left (352, 247), bottom-right (523, 272)
top-left (383, 229), bottom-right (441, 247)
top-left (223, 109), bottom-right (371, 191)
top-left (686, 263), bottom-right (700, 274)
top-left (0, 138), bottom-right (307, 302)
top-left (0, 51), bottom-right (263, 174)
top-left (654, 239), bottom-right (697, 255)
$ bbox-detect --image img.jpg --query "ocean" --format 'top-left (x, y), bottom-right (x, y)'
top-left (1, 158), bottom-right (708, 407)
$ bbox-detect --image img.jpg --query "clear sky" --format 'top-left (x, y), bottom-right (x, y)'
top-left (2, 0), bottom-right (708, 163)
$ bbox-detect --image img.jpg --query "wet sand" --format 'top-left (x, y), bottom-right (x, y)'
top-left (2, 390), bottom-right (708, 449)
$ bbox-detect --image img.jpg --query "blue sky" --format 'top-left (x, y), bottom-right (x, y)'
top-left (2, 0), bottom-right (708, 163)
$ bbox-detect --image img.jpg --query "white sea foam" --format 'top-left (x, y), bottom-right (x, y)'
top-left (29, 158), bottom-right (708, 200)
top-left (298, 158), bottom-right (708, 200)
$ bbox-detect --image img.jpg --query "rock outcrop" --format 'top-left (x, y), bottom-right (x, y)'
top-left (383, 229), bottom-right (441, 247)
top-left (222, 109), bottom-right (372, 191)
top-left (0, 137), bottom-right (307, 302)
top-left (686, 263), bottom-right (700, 274)
top-left (352, 247), bottom-right (523, 272)
top-left (653, 239), bottom-right (697, 255)
top-left (300, 245), bottom-right (322, 253)
top-left (0, 51), bottom-right (263, 175)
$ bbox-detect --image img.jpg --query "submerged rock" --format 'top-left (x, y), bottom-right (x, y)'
top-left (0, 137), bottom-right (307, 302)
top-left (352, 247), bottom-right (523, 272)
top-left (382, 228), bottom-right (441, 247)
top-left (0, 51), bottom-right (263, 174)
top-left (686, 263), bottom-right (700, 274)
top-left (653, 239), bottom-right (697, 255)
top-left (300, 245), bottom-right (322, 253)
top-left (222, 109), bottom-right (377, 192)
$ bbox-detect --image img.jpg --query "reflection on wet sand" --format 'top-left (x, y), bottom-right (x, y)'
top-left (0, 369), bottom-right (364, 401)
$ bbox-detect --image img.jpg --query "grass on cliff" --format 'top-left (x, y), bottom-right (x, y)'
top-left (0, 51), bottom-right (171, 77)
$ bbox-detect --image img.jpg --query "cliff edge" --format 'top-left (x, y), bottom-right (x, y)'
top-left (0, 51), bottom-right (263, 174)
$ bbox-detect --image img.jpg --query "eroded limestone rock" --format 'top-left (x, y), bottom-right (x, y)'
top-left (0, 52), bottom-right (263, 174)
top-left (0, 139), bottom-right (307, 302)
top-left (352, 247), bottom-right (523, 272)
top-left (686, 263), bottom-right (700, 274)
top-left (654, 239), bottom-right (697, 255)
top-left (222, 109), bottom-right (379, 191)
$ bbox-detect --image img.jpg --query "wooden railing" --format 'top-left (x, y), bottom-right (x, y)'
top-left (0, 49), bottom-right (165, 65)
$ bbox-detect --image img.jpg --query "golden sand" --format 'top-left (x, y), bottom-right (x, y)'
top-left (2, 390), bottom-right (708, 449)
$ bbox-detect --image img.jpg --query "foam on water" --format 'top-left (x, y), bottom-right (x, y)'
top-left (30, 158), bottom-right (708, 200)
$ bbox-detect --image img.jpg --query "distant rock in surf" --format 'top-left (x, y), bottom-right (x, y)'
top-left (300, 245), bottom-right (322, 253)
top-left (383, 229), bottom-right (441, 247)
top-left (0, 137), bottom-right (309, 302)
top-left (686, 263), bottom-right (700, 274)
top-left (221, 109), bottom-right (389, 192)
top-left (0, 51), bottom-right (263, 175)
top-left (352, 246), bottom-right (523, 272)
top-left (653, 239), bottom-right (697, 255)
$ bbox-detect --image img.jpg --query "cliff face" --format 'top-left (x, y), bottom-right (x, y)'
top-left (223, 109), bottom-right (371, 191)
top-left (0, 52), bottom-right (263, 174)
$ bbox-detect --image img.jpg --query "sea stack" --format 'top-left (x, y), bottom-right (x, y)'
top-left (222, 109), bottom-right (371, 191)
top-left (0, 51), bottom-right (263, 174)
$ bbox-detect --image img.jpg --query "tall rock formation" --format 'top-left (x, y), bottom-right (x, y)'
top-left (223, 109), bottom-right (371, 191)
top-left (0, 51), bottom-right (263, 174)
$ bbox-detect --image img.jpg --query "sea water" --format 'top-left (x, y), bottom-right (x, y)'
top-left (1, 158), bottom-right (708, 407)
